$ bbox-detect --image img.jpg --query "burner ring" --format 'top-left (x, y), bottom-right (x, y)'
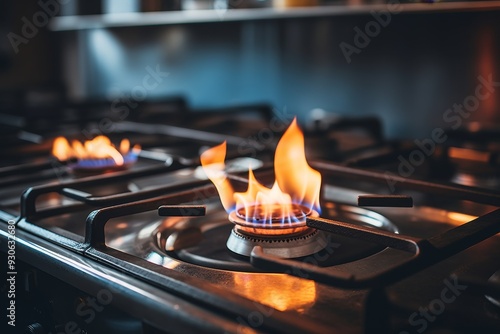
top-left (231, 228), bottom-right (320, 244)
top-left (229, 204), bottom-right (319, 236)
top-left (227, 227), bottom-right (328, 258)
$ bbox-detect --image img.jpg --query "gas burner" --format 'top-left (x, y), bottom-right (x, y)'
top-left (199, 118), bottom-right (328, 259)
top-left (227, 204), bottom-right (326, 258)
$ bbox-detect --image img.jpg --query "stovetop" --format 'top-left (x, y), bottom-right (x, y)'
top-left (1, 102), bottom-right (500, 334)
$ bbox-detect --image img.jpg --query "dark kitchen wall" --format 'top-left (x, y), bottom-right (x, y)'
top-left (0, 2), bottom-right (61, 91)
top-left (57, 8), bottom-right (500, 138)
top-left (277, 11), bottom-right (500, 138)
top-left (60, 21), bottom-right (281, 109)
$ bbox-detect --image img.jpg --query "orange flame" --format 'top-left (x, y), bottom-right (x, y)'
top-left (200, 118), bottom-right (321, 222)
top-left (52, 135), bottom-right (140, 166)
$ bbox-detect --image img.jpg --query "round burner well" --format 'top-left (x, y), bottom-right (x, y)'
top-left (149, 202), bottom-right (399, 272)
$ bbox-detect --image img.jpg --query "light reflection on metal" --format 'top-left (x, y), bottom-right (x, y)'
top-left (233, 274), bottom-right (317, 312)
top-left (447, 212), bottom-right (478, 225)
top-left (448, 147), bottom-right (490, 163)
top-left (418, 207), bottom-right (479, 227)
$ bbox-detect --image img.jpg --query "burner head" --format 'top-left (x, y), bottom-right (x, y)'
top-left (229, 203), bottom-right (315, 235)
top-left (227, 204), bottom-right (327, 258)
top-left (227, 227), bottom-right (328, 258)
top-left (69, 151), bottom-right (138, 173)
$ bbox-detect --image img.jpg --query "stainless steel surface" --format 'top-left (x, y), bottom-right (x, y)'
top-left (0, 226), bottom-right (248, 333)
top-left (2, 144), bottom-right (500, 332)
top-left (79, 178), bottom-right (498, 330)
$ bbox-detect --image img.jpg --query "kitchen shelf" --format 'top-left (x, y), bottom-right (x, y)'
top-left (49, 1), bottom-right (500, 31)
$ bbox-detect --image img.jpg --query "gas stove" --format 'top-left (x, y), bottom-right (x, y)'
top-left (1, 102), bottom-right (500, 334)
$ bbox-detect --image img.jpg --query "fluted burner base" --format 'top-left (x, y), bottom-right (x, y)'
top-left (226, 226), bottom-right (328, 258)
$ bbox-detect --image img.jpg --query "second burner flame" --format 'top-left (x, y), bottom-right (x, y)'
top-left (52, 135), bottom-right (140, 166)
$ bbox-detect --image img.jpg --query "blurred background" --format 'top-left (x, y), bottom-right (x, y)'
top-left (1, 0), bottom-right (499, 138)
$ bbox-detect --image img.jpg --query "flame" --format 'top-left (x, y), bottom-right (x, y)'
top-left (52, 135), bottom-right (140, 166)
top-left (199, 141), bottom-right (235, 212)
top-left (200, 118), bottom-right (321, 223)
